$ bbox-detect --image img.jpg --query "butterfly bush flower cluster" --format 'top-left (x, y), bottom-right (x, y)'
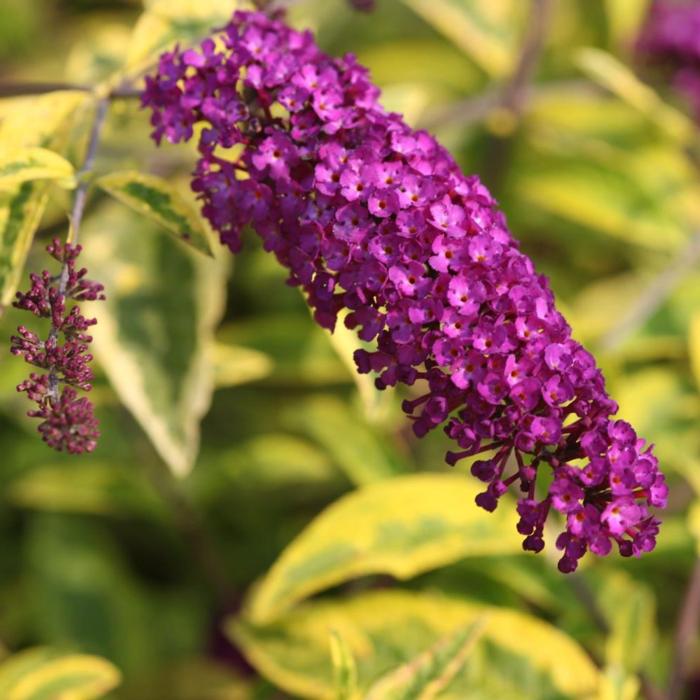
top-left (10, 240), bottom-right (104, 454)
top-left (637, 0), bottom-right (700, 120)
top-left (143, 10), bottom-right (667, 571)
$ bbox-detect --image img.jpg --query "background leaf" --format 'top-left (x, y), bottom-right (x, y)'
top-left (0, 148), bottom-right (75, 190)
top-left (399, 0), bottom-right (518, 78)
top-left (0, 91), bottom-right (88, 310)
top-left (81, 201), bottom-right (227, 476)
top-left (575, 47), bottom-right (695, 143)
top-left (245, 473), bottom-right (523, 624)
top-left (329, 630), bottom-right (358, 700)
top-left (0, 648), bottom-right (120, 700)
top-left (364, 620), bottom-right (486, 700)
top-left (96, 171), bottom-right (214, 256)
top-left (231, 590), bottom-right (600, 699)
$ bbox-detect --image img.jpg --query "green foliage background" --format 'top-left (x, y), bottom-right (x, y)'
top-left (0, 0), bottom-right (697, 698)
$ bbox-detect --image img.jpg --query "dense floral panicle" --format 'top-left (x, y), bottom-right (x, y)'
top-left (143, 10), bottom-right (667, 571)
top-left (637, 0), bottom-right (700, 119)
top-left (11, 240), bottom-right (104, 454)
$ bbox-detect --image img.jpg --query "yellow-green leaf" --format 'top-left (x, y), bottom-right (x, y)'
top-left (81, 201), bottom-right (227, 476)
top-left (211, 342), bottom-right (273, 388)
top-left (329, 631), bottom-right (358, 700)
top-left (231, 590), bottom-right (600, 699)
top-left (0, 648), bottom-right (121, 700)
top-left (0, 91), bottom-right (89, 152)
top-left (598, 665), bottom-right (641, 700)
top-left (96, 171), bottom-right (214, 256)
top-left (245, 473), bottom-right (522, 624)
top-left (399, 0), bottom-right (517, 78)
top-left (126, 0), bottom-right (234, 72)
top-left (604, 0), bottom-right (650, 49)
top-left (364, 620), bottom-right (486, 700)
top-left (0, 184), bottom-right (49, 312)
top-left (690, 314), bottom-right (700, 391)
top-left (326, 310), bottom-right (393, 423)
top-left (0, 91), bottom-right (89, 311)
top-left (516, 166), bottom-right (686, 251)
top-left (575, 48), bottom-right (695, 144)
top-left (0, 147), bottom-right (75, 190)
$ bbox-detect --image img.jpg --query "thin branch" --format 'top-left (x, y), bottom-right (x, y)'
top-left (43, 96), bottom-right (109, 403)
top-left (144, 458), bottom-right (232, 602)
top-left (502, 0), bottom-right (554, 119)
top-left (599, 230), bottom-right (700, 353)
top-left (669, 558), bottom-right (700, 700)
top-left (0, 82), bottom-right (140, 99)
top-left (65, 97), bottom-right (109, 251)
top-left (481, 0), bottom-right (553, 194)
top-left (418, 79), bottom-right (597, 131)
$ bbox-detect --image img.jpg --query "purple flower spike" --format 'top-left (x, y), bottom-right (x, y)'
top-left (11, 240), bottom-right (104, 453)
top-left (142, 10), bottom-right (667, 572)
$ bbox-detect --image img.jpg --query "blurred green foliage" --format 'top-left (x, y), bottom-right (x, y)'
top-left (0, 0), bottom-right (699, 698)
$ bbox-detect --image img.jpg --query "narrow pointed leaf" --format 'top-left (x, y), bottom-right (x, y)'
top-left (0, 147), bottom-right (75, 190)
top-left (330, 631), bottom-right (358, 700)
top-left (364, 620), bottom-right (486, 700)
top-left (0, 648), bottom-right (121, 700)
top-left (230, 590), bottom-right (601, 699)
top-left (399, 0), bottom-right (517, 78)
top-left (575, 47), bottom-right (695, 143)
top-left (0, 91), bottom-right (88, 311)
top-left (81, 201), bottom-right (227, 476)
top-left (126, 0), bottom-right (234, 72)
top-left (95, 171), bottom-right (214, 256)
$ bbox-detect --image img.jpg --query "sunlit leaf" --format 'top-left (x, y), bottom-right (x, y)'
top-left (567, 273), bottom-right (647, 344)
top-left (245, 473), bottom-right (522, 624)
top-left (231, 590), bottom-right (600, 699)
top-left (357, 40), bottom-right (480, 93)
top-left (689, 314), bottom-right (700, 392)
top-left (0, 147), bottom-right (75, 191)
top-left (598, 665), bottom-right (640, 700)
top-left (0, 185), bottom-right (49, 313)
top-left (218, 316), bottom-right (349, 387)
top-left (0, 648), bottom-right (121, 700)
top-left (575, 47), bottom-right (695, 144)
top-left (516, 165), bottom-right (686, 251)
top-left (329, 631), bottom-right (358, 700)
top-left (211, 341), bottom-right (273, 388)
top-left (64, 22), bottom-right (132, 85)
top-left (325, 310), bottom-right (394, 423)
top-left (0, 91), bottom-right (88, 311)
top-left (0, 92), bottom-right (88, 152)
top-left (81, 201), bottom-right (227, 476)
top-left (399, 0), bottom-right (517, 78)
top-left (364, 620), bottom-right (486, 700)
top-left (126, 0), bottom-right (236, 72)
top-left (96, 171), bottom-right (214, 256)
top-left (604, 0), bottom-right (651, 49)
